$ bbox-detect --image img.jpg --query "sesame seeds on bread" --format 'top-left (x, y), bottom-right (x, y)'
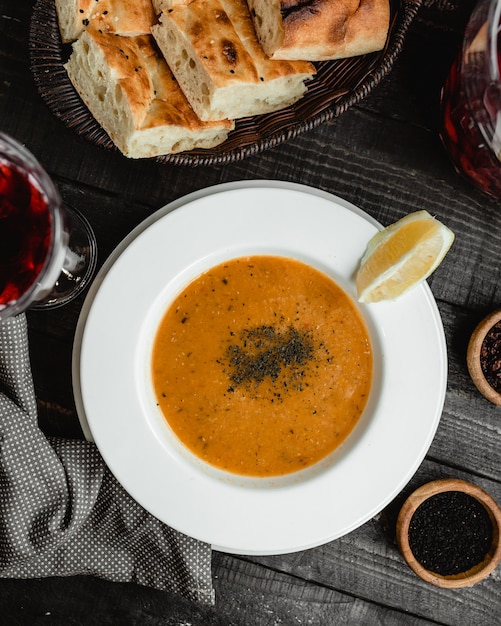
top-left (56, 0), bottom-right (157, 43)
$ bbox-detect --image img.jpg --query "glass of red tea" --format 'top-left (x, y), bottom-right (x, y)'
top-left (0, 133), bottom-right (97, 320)
top-left (440, 0), bottom-right (501, 199)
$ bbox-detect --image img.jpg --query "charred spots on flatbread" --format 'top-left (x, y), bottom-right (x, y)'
top-left (221, 39), bottom-right (238, 66)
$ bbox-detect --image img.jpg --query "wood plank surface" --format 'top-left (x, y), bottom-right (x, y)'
top-left (1, 0), bottom-right (500, 624)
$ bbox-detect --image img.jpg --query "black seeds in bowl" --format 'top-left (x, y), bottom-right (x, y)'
top-left (408, 491), bottom-right (494, 576)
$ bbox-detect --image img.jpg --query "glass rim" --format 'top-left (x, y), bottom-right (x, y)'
top-left (487, 0), bottom-right (501, 81)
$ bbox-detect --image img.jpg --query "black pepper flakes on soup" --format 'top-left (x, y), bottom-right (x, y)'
top-left (225, 324), bottom-right (315, 389)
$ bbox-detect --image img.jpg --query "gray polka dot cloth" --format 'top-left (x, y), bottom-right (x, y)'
top-left (0, 314), bottom-right (214, 605)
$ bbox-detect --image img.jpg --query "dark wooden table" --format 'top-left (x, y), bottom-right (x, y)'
top-left (1, 0), bottom-right (501, 623)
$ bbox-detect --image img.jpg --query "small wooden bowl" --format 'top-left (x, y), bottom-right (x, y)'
top-left (396, 479), bottom-right (501, 588)
top-left (467, 308), bottom-right (501, 406)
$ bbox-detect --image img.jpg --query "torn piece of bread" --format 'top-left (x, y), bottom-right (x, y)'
top-left (64, 29), bottom-right (234, 158)
top-left (56, 0), bottom-right (157, 43)
top-left (247, 0), bottom-right (390, 61)
top-left (151, 0), bottom-right (315, 121)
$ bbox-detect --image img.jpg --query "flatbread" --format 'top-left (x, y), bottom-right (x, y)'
top-left (247, 0), bottom-right (390, 61)
top-left (152, 0), bottom-right (315, 121)
top-left (56, 0), bottom-right (157, 43)
top-left (65, 29), bottom-right (234, 158)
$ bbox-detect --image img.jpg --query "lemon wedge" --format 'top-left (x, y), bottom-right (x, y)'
top-left (356, 210), bottom-right (455, 303)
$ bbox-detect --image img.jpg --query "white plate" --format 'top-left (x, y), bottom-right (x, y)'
top-left (73, 181), bottom-right (447, 555)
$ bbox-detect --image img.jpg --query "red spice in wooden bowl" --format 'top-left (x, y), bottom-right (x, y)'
top-left (467, 309), bottom-right (501, 406)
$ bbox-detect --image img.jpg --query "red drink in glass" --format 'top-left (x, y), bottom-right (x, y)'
top-left (0, 134), bottom-right (69, 319)
top-left (0, 159), bottom-right (53, 309)
top-left (0, 133), bottom-right (97, 320)
top-left (440, 0), bottom-right (501, 199)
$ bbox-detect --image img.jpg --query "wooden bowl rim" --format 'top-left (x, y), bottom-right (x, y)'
top-left (396, 478), bottom-right (501, 588)
top-left (467, 308), bottom-right (501, 406)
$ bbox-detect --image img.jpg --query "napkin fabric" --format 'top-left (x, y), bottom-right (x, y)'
top-left (0, 314), bottom-right (214, 604)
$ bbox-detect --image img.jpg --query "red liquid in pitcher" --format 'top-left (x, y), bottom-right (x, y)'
top-left (440, 45), bottom-right (501, 198)
top-left (0, 159), bottom-right (52, 308)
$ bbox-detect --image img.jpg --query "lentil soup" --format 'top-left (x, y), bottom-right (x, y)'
top-left (151, 255), bottom-right (373, 477)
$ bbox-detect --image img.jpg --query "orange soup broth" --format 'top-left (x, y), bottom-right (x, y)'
top-left (151, 256), bottom-right (373, 477)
